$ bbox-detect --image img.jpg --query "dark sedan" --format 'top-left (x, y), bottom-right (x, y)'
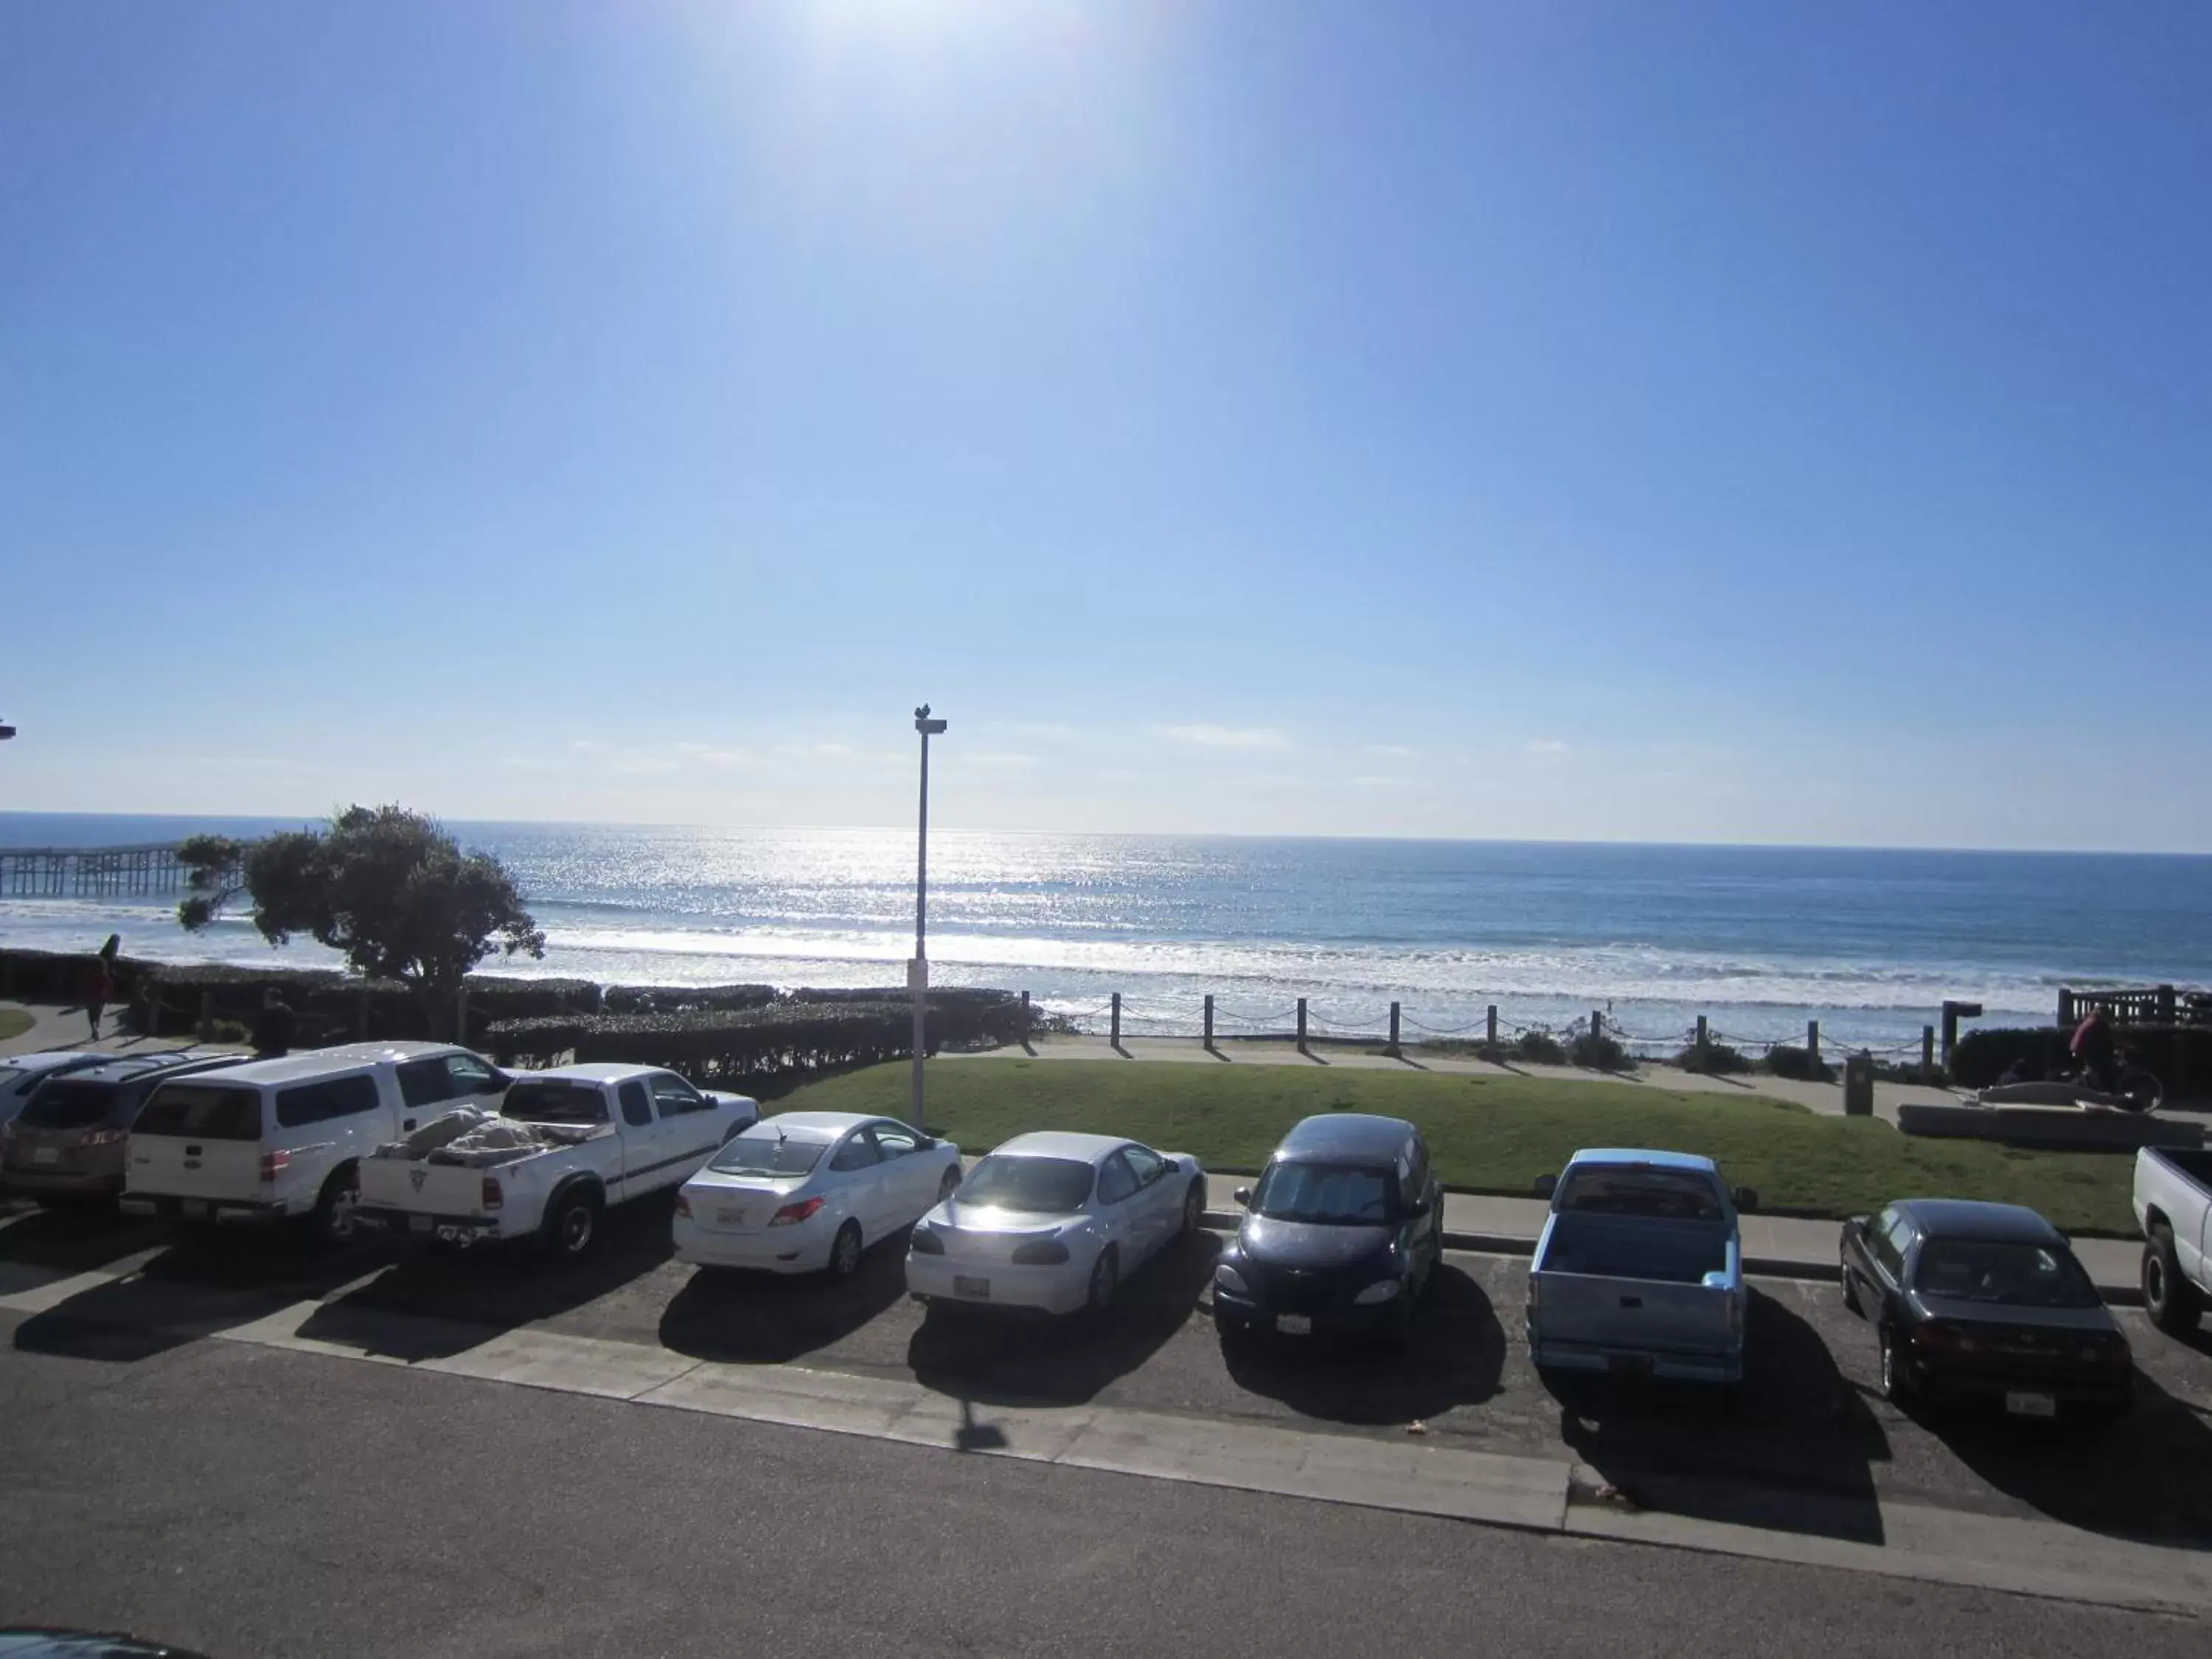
top-left (1211, 1112), bottom-right (1442, 1347)
top-left (1838, 1197), bottom-right (2132, 1422)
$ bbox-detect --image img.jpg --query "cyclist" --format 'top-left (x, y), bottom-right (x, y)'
top-left (2069, 1006), bottom-right (2120, 1093)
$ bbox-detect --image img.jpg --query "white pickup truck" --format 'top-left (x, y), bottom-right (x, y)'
top-left (353, 1062), bottom-right (757, 1261)
top-left (2135, 1146), bottom-right (2212, 1336)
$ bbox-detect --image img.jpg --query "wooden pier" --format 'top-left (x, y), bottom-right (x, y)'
top-left (0, 844), bottom-right (205, 899)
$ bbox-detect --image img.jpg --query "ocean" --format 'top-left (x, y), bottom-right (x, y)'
top-left (4, 813), bottom-right (2210, 1053)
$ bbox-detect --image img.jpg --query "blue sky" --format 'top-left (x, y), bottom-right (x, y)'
top-left (4, 3), bottom-right (2208, 849)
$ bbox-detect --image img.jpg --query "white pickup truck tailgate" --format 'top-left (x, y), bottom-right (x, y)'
top-left (358, 1157), bottom-right (490, 1218)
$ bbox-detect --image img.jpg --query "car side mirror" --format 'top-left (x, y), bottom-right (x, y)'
top-left (1233, 1186), bottom-right (1253, 1208)
top-left (1845, 1213), bottom-right (1870, 1237)
top-left (1533, 1173), bottom-right (1558, 1200)
top-left (1408, 1197), bottom-right (1433, 1220)
top-left (1734, 1187), bottom-right (1760, 1214)
top-left (919, 1135), bottom-right (937, 1150)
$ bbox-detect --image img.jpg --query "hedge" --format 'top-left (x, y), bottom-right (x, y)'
top-left (599, 983), bottom-right (776, 1016)
top-left (483, 990), bottom-right (1034, 1081)
top-left (1952, 1025), bottom-right (2212, 1093)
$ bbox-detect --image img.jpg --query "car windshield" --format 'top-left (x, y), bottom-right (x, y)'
top-left (709, 1133), bottom-right (827, 1178)
top-left (1557, 1167), bottom-right (1724, 1221)
top-left (133, 1085), bottom-right (262, 1141)
top-left (1915, 1239), bottom-right (2101, 1309)
top-left (18, 1079), bottom-right (127, 1131)
top-left (1251, 1161), bottom-right (1394, 1225)
top-left (0, 1065), bottom-right (28, 1096)
top-left (957, 1155), bottom-right (1093, 1214)
top-left (501, 1082), bottom-right (608, 1126)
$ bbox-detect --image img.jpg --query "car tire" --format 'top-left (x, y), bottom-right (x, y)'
top-left (544, 1186), bottom-right (602, 1263)
top-left (1087, 1245), bottom-right (1119, 1314)
top-left (827, 1220), bottom-right (863, 1281)
top-left (1213, 1304), bottom-right (1246, 1343)
top-left (1878, 1326), bottom-right (1914, 1405)
top-left (311, 1164), bottom-right (361, 1247)
top-left (1181, 1179), bottom-right (1205, 1237)
top-left (1390, 1295), bottom-right (1416, 1352)
top-left (937, 1166), bottom-right (961, 1205)
top-left (2143, 1228), bottom-right (2204, 1336)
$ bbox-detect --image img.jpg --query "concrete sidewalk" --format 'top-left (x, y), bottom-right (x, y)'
top-left (0, 1000), bottom-right (216, 1062)
top-left (1196, 1174), bottom-right (2146, 1303)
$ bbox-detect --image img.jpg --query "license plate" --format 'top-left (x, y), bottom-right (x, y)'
top-left (1607, 1354), bottom-right (1655, 1377)
top-left (408, 1214), bottom-right (433, 1234)
top-left (1275, 1313), bottom-right (1313, 1335)
top-left (954, 1276), bottom-right (990, 1299)
top-left (2005, 1391), bottom-right (2056, 1418)
top-left (31, 1147), bottom-right (58, 1165)
top-left (717, 1209), bottom-right (745, 1228)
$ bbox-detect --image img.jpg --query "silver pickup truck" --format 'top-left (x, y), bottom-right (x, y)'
top-left (2135, 1146), bottom-right (2212, 1336)
top-left (1526, 1148), bottom-right (1758, 1389)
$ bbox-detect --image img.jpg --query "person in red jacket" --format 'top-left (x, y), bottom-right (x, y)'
top-left (2070, 1006), bottom-right (2119, 1092)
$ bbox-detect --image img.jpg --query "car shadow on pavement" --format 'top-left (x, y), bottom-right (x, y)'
top-left (11, 1226), bottom-right (396, 1363)
top-left (328, 1192), bottom-right (679, 1334)
top-left (1217, 1262), bottom-right (1506, 1427)
top-left (0, 1203), bottom-right (167, 1276)
top-left (657, 1239), bottom-right (911, 1366)
top-left (1907, 1366), bottom-right (2212, 1545)
top-left (1542, 1287), bottom-right (1891, 1545)
top-left (905, 1231), bottom-right (1221, 1408)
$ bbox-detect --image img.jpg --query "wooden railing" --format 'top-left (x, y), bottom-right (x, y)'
top-left (2058, 984), bottom-right (2212, 1029)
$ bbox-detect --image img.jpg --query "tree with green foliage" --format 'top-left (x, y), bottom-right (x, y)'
top-left (178, 806), bottom-right (545, 1028)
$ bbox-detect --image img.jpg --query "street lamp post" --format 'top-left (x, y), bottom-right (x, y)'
top-left (910, 703), bottom-right (947, 1131)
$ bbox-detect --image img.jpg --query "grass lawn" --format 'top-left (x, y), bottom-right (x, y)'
top-left (0, 1008), bottom-right (33, 1043)
top-left (773, 1059), bottom-right (2141, 1236)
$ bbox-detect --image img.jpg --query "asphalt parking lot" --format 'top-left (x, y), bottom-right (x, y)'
top-left (8, 1195), bottom-right (2212, 1549)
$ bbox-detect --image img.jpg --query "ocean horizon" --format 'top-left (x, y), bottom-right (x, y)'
top-left (5, 812), bottom-right (2211, 1053)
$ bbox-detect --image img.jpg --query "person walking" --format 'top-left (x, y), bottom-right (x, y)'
top-left (252, 987), bottom-right (296, 1058)
top-left (81, 952), bottom-right (116, 1041)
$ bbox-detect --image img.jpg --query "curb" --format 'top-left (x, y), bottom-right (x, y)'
top-left (1201, 1214), bottom-right (2146, 1307)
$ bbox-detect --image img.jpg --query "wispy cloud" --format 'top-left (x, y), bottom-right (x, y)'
top-left (1365, 742), bottom-right (1416, 759)
top-left (966, 751), bottom-right (1037, 769)
top-left (1525, 739), bottom-right (1572, 757)
top-left (613, 754), bottom-right (680, 776)
top-left (1352, 774), bottom-right (1410, 789)
top-left (1161, 723), bottom-right (1290, 751)
top-left (674, 742), bottom-right (752, 768)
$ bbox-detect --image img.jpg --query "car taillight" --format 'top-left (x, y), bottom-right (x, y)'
top-left (82, 1129), bottom-right (125, 1148)
top-left (909, 1224), bottom-right (945, 1255)
top-left (769, 1196), bottom-right (825, 1227)
top-left (1526, 1276), bottom-right (1540, 1315)
top-left (481, 1177), bottom-right (504, 1211)
top-left (673, 1191), bottom-right (692, 1220)
top-left (1913, 1322), bottom-right (1976, 1353)
top-left (1011, 1237), bottom-right (1071, 1265)
top-left (258, 1150), bottom-right (290, 1183)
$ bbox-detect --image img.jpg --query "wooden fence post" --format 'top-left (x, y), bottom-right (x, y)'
top-left (1807, 1020), bottom-right (1820, 1068)
top-left (1589, 1010), bottom-right (1602, 1050)
top-left (1110, 992), bottom-right (1121, 1048)
top-left (1020, 989), bottom-right (1030, 1038)
top-left (1486, 1005), bottom-right (1498, 1051)
top-left (1388, 1001), bottom-right (1401, 1053)
top-left (1203, 994), bottom-right (1214, 1048)
top-left (1695, 1015), bottom-right (1709, 1064)
top-left (2058, 987), bottom-right (2076, 1027)
top-left (1922, 1025), bottom-right (1938, 1083)
top-left (2158, 984), bottom-right (2177, 1025)
top-left (1295, 998), bottom-right (1308, 1048)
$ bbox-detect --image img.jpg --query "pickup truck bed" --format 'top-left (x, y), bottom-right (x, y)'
top-left (2136, 1146), bottom-right (2212, 1335)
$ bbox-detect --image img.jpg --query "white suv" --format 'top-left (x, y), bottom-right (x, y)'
top-left (122, 1041), bottom-right (510, 1242)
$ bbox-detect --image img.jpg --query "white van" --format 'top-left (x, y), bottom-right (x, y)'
top-left (122, 1042), bottom-right (511, 1242)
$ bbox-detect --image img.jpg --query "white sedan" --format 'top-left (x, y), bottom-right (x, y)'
top-left (905, 1130), bottom-right (1208, 1315)
top-left (673, 1111), bottom-right (963, 1279)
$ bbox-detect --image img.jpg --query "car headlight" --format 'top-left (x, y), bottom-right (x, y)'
top-left (1214, 1263), bottom-right (1248, 1295)
top-left (1353, 1279), bottom-right (1402, 1305)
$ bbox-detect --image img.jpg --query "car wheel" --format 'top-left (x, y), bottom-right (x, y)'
top-left (1087, 1245), bottom-right (1119, 1313)
top-left (1181, 1180), bottom-right (1205, 1236)
top-left (1840, 1253), bottom-right (1862, 1315)
top-left (2143, 1228), bottom-right (2204, 1335)
top-left (1879, 1326), bottom-right (1913, 1405)
top-left (1212, 1303), bottom-right (1246, 1343)
top-left (827, 1220), bottom-right (863, 1280)
top-left (312, 1165), bottom-right (361, 1247)
top-left (938, 1166), bottom-right (961, 1205)
top-left (546, 1187), bottom-right (602, 1262)
top-left (1390, 1294), bottom-right (1416, 1352)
